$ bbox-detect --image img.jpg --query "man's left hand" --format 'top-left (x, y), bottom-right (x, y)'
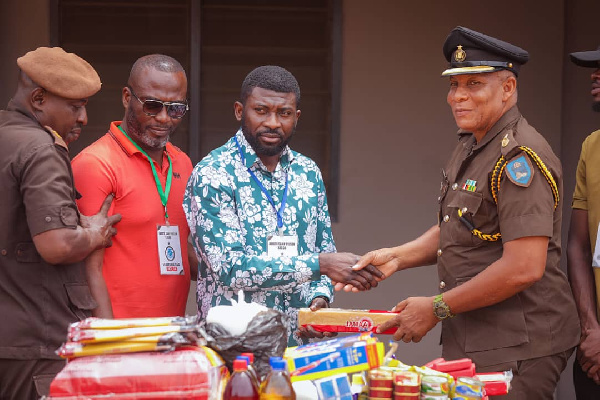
top-left (296, 297), bottom-right (338, 339)
top-left (319, 252), bottom-right (384, 292)
top-left (376, 296), bottom-right (439, 343)
top-left (578, 328), bottom-right (600, 384)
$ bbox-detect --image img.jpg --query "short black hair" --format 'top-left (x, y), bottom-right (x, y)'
top-left (129, 54), bottom-right (185, 83)
top-left (240, 65), bottom-right (300, 106)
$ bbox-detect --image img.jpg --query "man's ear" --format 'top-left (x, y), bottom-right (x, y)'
top-left (122, 86), bottom-right (131, 109)
top-left (31, 87), bottom-right (46, 111)
top-left (234, 101), bottom-right (243, 121)
top-left (502, 75), bottom-right (517, 101)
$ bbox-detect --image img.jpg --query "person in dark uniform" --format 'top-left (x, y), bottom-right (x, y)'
top-left (567, 45), bottom-right (600, 399)
top-left (0, 47), bottom-right (121, 399)
top-left (352, 27), bottom-right (580, 399)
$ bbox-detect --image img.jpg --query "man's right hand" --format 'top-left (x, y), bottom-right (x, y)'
top-left (353, 247), bottom-right (401, 277)
top-left (330, 247), bottom-right (400, 292)
top-left (319, 252), bottom-right (384, 291)
top-left (80, 194), bottom-right (122, 249)
top-left (578, 328), bottom-right (600, 385)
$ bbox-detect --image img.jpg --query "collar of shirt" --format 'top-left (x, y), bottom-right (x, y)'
top-left (234, 129), bottom-right (294, 174)
top-left (457, 105), bottom-right (521, 152)
top-left (109, 120), bottom-right (178, 163)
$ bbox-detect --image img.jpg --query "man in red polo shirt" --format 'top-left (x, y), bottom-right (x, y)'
top-left (72, 54), bottom-right (194, 318)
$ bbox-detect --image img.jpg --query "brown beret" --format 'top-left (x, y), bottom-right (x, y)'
top-left (17, 47), bottom-right (101, 99)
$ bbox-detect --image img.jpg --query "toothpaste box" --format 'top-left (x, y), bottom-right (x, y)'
top-left (285, 334), bottom-right (384, 382)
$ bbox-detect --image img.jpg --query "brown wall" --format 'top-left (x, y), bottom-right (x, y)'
top-left (334, 0), bottom-right (563, 348)
top-left (332, 0), bottom-right (571, 397)
top-left (0, 0), bottom-right (51, 107)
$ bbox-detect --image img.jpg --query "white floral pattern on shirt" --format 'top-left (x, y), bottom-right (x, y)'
top-left (183, 130), bottom-right (335, 346)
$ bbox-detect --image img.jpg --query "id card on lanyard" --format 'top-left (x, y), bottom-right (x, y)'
top-left (235, 137), bottom-right (298, 257)
top-left (119, 125), bottom-right (184, 275)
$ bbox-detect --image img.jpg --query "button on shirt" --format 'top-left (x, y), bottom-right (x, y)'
top-left (183, 130), bottom-right (334, 346)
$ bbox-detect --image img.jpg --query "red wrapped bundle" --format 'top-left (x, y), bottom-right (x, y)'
top-left (48, 346), bottom-right (227, 399)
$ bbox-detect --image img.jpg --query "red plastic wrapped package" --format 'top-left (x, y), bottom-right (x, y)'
top-left (48, 346), bottom-right (228, 399)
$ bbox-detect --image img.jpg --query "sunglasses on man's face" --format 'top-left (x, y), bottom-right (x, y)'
top-left (127, 86), bottom-right (189, 119)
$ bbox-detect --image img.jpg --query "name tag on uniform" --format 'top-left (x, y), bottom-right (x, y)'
top-left (593, 223), bottom-right (600, 268)
top-left (267, 234), bottom-right (298, 257)
top-left (157, 225), bottom-right (184, 275)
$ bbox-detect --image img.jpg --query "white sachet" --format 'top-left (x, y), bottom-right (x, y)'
top-left (205, 290), bottom-right (267, 336)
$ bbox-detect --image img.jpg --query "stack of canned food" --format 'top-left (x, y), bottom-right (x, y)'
top-left (365, 368), bottom-right (485, 400)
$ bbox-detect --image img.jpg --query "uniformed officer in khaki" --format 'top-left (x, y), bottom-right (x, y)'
top-left (352, 27), bottom-right (580, 399)
top-left (0, 47), bottom-right (121, 399)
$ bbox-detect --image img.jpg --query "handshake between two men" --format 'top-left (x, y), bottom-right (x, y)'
top-left (318, 252), bottom-right (385, 293)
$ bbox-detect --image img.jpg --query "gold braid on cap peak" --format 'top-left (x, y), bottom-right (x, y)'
top-left (459, 146), bottom-right (559, 243)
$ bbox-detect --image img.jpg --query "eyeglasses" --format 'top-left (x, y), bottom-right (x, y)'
top-left (127, 86), bottom-right (188, 119)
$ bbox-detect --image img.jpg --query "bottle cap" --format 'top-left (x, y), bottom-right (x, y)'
top-left (241, 352), bottom-right (255, 363)
top-left (269, 357), bottom-right (287, 370)
top-left (233, 358), bottom-right (248, 371)
top-left (239, 355), bottom-right (251, 366)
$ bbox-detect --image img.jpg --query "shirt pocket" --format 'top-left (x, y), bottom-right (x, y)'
top-left (445, 191), bottom-right (484, 246)
top-left (64, 283), bottom-right (97, 320)
top-left (456, 276), bottom-right (529, 353)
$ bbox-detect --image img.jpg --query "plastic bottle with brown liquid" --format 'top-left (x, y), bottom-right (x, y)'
top-left (223, 358), bottom-right (260, 400)
top-left (259, 357), bottom-right (295, 400)
top-left (240, 353), bottom-right (260, 386)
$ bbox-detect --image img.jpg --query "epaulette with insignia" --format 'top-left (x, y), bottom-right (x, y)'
top-left (44, 125), bottom-right (68, 150)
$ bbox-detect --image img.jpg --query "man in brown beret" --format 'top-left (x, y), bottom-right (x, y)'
top-left (568, 45), bottom-right (600, 399)
top-left (0, 47), bottom-right (121, 399)
top-left (353, 27), bottom-right (580, 399)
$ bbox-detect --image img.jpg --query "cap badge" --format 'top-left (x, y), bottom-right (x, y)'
top-left (454, 45), bottom-right (466, 62)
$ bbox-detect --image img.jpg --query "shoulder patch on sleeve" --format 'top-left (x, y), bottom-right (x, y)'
top-left (505, 152), bottom-right (534, 187)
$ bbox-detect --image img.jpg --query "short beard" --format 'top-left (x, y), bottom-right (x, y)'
top-left (241, 115), bottom-right (294, 157)
top-left (593, 101), bottom-right (600, 113)
top-left (125, 106), bottom-right (169, 149)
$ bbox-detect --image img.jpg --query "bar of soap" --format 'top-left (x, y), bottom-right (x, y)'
top-left (298, 308), bottom-right (398, 334)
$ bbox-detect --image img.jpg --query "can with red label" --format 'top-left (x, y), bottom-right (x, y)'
top-left (394, 370), bottom-right (421, 394)
top-left (369, 369), bottom-right (394, 389)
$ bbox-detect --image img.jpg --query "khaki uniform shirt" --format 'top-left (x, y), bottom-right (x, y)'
top-left (572, 129), bottom-right (600, 318)
top-left (0, 101), bottom-right (96, 360)
top-left (438, 106), bottom-right (580, 368)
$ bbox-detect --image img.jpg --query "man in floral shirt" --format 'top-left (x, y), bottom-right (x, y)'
top-left (184, 65), bottom-right (381, 345)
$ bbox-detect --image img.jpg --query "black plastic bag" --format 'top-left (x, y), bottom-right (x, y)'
top-left (201, 309), bottom-right (288, 379)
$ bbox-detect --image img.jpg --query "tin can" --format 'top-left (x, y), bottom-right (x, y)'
top-left (420, 394), bottom-right (449, 400)
top-left (369, 387), bottom-right (393, 398)
top-left (369, 369), bottom-right (394, 389)
top-left (394, 370), bottom-right (421, 393)
top-left (421, 375), bottom-right (450, 395)
top-left (394, 394), bottom-right (419, 400)
top-left (452, 376), bottom-right (484, 399)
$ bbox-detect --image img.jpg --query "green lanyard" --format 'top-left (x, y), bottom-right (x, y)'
top-left (118, 125), bottom-right (173, 220)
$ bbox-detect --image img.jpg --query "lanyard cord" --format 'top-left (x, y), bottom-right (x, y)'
top-left (234, 136), bottom-right (288, 230)
top-left (118, 125), bottom-right (173, 220)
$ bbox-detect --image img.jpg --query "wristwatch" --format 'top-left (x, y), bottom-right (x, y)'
top-left (433, 294), bottom-right (455, 320)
